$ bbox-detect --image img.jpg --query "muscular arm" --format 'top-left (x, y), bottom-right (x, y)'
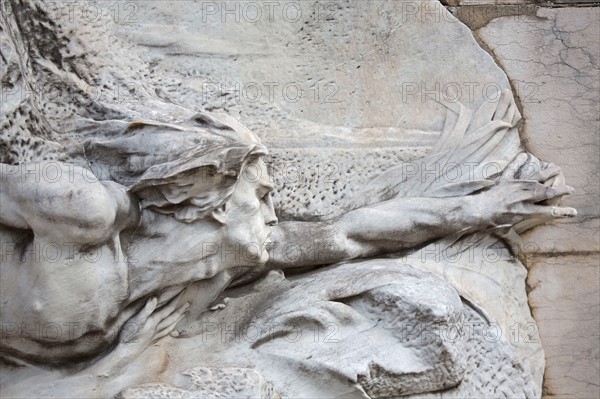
top-left (267, 196), bottom-right (482, 269)
top-left (0, 162), bottom-right (139, 244)
top-left (267, 177), bottom-right (575, 270)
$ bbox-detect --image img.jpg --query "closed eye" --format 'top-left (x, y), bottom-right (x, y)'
top-left (257, 182), bottom-right (275, 201)
top-left (261, 192), bottom-right (272, 202)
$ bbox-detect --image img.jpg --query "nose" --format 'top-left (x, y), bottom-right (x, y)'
top-left (263, 194), bottom-right (278, 226)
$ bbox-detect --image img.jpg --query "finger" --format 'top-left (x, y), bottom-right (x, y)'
top-left (531, 205), bottom-right (577, 218)
top-left (119, 297), bottom-right (157, 342)
top-left (541, 185), bottom-right (574, 201)
top-left (550, 170), bottom-right (566, 188)
top-left (129, 297), bottom-right (157, 326)
top-left (156, 286), bottom-right (186, 307)
top-left (156, 302), bottom-right (190, 332)
top-left (512, 181), bottom-right (572, 203)
top-left (538, 164), bottom-right (562, 183)
top-left (510, 180), bottom-right (549, 202)
top-left (502, 153), bottom-right (529, 179)
top-left (154, 313), bottom-right (187, 342)
top-left (154, 290), bottom-right (186, 320)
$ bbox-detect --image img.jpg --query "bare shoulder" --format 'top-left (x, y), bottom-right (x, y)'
top-left (0, 162), bottom-right (138, 244)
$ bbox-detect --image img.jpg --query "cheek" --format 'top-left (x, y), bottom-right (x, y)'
top-left (226, 210), bottom-right (263, 241)
top-left (244, 201), bottom-right (265, 228)
top-left (222, 198), bottom-right (266, 244)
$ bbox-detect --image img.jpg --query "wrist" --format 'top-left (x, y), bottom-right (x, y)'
top-left (463, 195), bottom-right (492, 229)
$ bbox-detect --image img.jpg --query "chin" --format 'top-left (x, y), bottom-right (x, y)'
top-left (240, 247), bottom-right (269, 267)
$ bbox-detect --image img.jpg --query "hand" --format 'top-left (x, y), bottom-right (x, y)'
top-left (89, 292), bottom-right (189, 377)
top-left (118, 292), bottom-right (189, 355)
top-left (475, 153), bottom-right (576, 228)
top-left (477, 180), bottom-right (575, 227)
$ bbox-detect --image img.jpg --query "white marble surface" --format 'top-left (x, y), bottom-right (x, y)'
top-left (0, 1), bottom-right (591, 397)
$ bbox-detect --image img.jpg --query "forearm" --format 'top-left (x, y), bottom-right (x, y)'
top-left (267, 196), bottom-right (485, 270)
top-left (338, 196), bottom-right (485, 253)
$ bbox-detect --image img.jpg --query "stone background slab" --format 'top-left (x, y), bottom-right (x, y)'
top-left (457, 3), bottom-right (599, 398)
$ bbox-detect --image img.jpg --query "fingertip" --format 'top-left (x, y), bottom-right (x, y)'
top-left (552, 207), bottom-right (577, 217)
top-left (562, 208), bottom-right (577, 217)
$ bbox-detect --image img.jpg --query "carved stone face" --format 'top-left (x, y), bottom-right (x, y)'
top-left (214, 157), bottom-right (278, 267)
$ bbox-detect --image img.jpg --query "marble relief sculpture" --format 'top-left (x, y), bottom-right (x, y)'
top-left (0, 0), bottom-right (578, 397)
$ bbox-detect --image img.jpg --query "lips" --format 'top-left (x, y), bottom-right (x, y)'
top-left (264, 235), bottom-right (274, 250)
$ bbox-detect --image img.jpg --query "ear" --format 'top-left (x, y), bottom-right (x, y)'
top-left (210, 202), bottom-right (228, 225)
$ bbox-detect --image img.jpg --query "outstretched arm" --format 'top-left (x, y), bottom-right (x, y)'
top-left (267, 156), bottom-right (576, 270)
top-left (267, 197), bottom-right (485, 269)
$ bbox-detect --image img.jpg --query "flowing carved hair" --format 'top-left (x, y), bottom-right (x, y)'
top-left (75, 111), bottom-right (267, 223)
